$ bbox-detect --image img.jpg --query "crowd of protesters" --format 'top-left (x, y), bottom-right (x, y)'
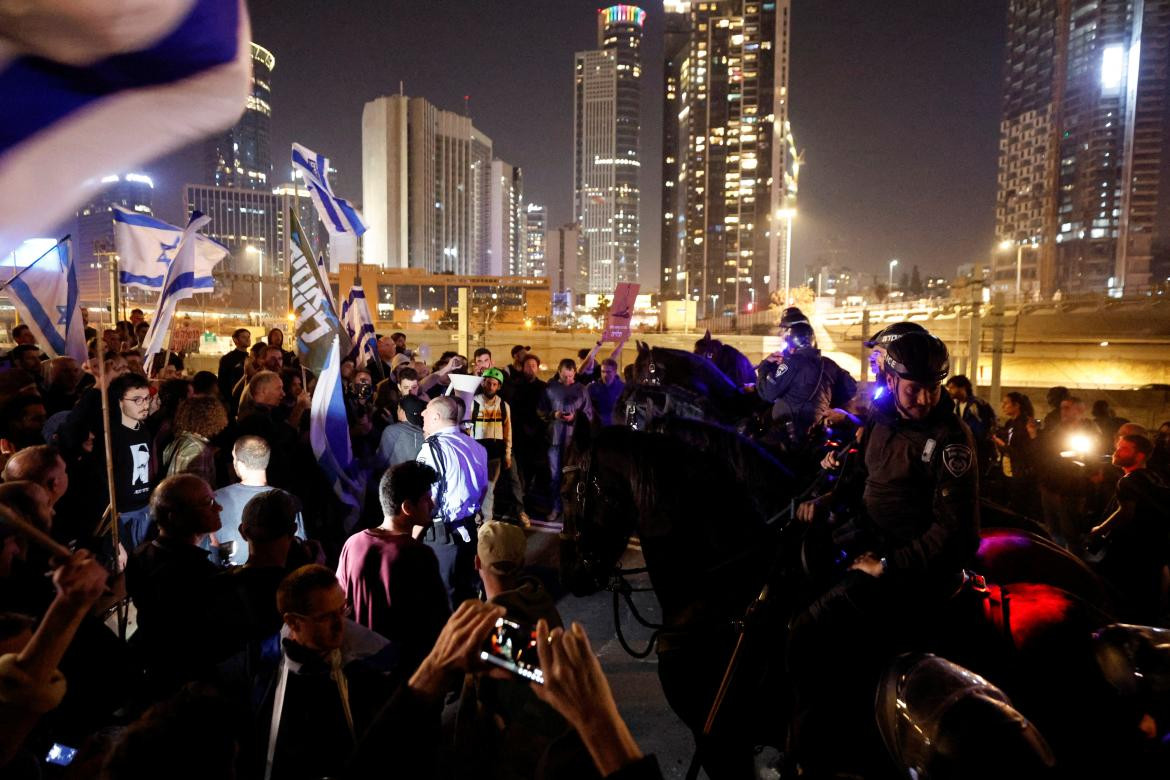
top-left (1, 312), bottom-right (1168, 779)
top-left (0, 321), bottom-right (658, 779)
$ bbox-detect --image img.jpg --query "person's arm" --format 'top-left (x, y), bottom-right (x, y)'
top-left (286, 390), bottom-right (311, 430)
top-left (1090, 499), bottom-right (1133, 539)
top-left (532, 620), bottom-right (648, 777)
top-left (0, 551), bottom-right (108, 767)
top-left (756, 356), bottom-right (794, 403)
top-left (580, 340), bottom-right (605, 375)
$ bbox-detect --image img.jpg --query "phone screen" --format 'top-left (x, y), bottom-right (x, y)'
top-left (45, 743), bottom-right (77, 766)
top-left (479, 617), bottom-right (544, 684)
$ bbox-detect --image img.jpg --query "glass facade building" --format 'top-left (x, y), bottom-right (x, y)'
top-left (995, 0), bottom-right (1170, 296)
top-left (205, 43), bottom-right (275, 191)
top-left (659, 1), bottom-right (792, 317)
top-left (574, 5), bottom-right (644, 294)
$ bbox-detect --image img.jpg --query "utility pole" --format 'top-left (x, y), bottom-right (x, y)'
top-left (989, 292), bottom-right (1005, 401)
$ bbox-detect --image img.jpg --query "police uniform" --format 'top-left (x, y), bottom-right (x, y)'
top-left (756, 348), bottom-right (831, 442)
top-left (787, 394), bottom-right (980, 773)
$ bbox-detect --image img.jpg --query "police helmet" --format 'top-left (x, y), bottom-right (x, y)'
top-left (785, 321), bottom-right (817, 351)
top-left (863, 320), bottom-right (927, 349)
top-left (779, 307), bottom-right (809, 331)
top-left (884, 331), bottom-right (950, 384)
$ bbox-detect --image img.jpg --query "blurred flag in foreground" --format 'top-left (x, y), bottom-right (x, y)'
top-left (0, 0), bottom-right (252, 258)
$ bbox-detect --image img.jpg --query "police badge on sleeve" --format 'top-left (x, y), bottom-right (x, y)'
top-left (941, 444), bottom-right (973, 477)
top-left (774, 362), bottom-right (789, 378)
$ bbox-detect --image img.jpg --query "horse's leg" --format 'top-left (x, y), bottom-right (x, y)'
top-left (657, 637), bottom-right (757, 779)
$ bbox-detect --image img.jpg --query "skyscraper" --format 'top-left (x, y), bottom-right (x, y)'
top-left (995, 0), bottom-right (1170, 297)
top-left (205, 43), bottom-right (275, 190)
top-left (488, 160), bottom-right (524, 276)
top-left (660, 1), bottom-right (794, 317)
top-left (362, 94), bottom-right (495, 274)
top-left (574, 5), bottom-right (644, 294)
top-left (75, 173), bottom-right (155, 302)
top-left (525, 204), bottom-right (548, 277)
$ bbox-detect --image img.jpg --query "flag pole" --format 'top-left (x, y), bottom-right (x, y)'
top-left (93, 266), bottom-right (127, 640)
top-left (0, 234), bottom-right (71, 293)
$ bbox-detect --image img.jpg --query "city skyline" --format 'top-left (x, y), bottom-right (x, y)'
top-left (141, 0), bottom-right (1010, 293)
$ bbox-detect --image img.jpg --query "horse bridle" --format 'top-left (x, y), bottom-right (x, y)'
top-left (560, 449), bottom-right (606, 585)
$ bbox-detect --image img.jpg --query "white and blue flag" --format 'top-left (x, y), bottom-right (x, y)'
top-left (0, 0), bottom-right (252, 259)
top-left (112, 207), bottom-right (227, 292)
top-left (140, 213), bottom-right (211, 368)
top-left (291, 143), bottom-right (368, 238)
top-left (5, 239), bottom-right (87, 362)
top-left (341, 286), bottom-right (379, 374)
top-left (288, 209), bottom-right (361, 526)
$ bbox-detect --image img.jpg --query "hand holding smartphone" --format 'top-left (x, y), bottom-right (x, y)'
top-left (479, 617), bottom-right (543, 684)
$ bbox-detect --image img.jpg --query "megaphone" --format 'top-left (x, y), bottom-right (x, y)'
top-left (446, 373), bottom-right (483, 427)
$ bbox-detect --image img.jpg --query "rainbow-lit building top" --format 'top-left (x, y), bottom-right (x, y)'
top-left (600, 5), bottom-right (646, 28)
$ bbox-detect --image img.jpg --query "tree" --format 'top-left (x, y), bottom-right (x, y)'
top-left (874, 283), bottom-right (889, 303)
top-left (910, 265), bottom-right (924, 297)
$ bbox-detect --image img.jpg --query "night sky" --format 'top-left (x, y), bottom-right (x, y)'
top-left (151, 0), bottom-right (1009, 291)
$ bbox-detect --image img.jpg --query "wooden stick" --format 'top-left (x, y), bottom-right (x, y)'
top-left (0, 504), bottom-right (71, 560)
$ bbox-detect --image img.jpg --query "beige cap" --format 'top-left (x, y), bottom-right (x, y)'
top-left (477, 521), bottom-right (526, 575)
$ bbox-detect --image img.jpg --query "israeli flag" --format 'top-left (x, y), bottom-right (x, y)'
top-left (291, 143), bottom-right (367, 237)
top-left (112, 207), bottom-right (227, 292)
top-left (341, 286), bottom-right (379, 373)
top-left (0, 0), bottom-right (252, 259)
top-left (140, 213), bottom-right (211, 368)
top-left (5, 240), bottom-right (87, 362)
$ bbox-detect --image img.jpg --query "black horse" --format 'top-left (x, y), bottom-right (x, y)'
top-left (627, 342), bottom-right (766, 429)
top-left (694, 330), bottom-right (758, 389)
top-left (561, 419), bottom-right (1158, 778)
top-left (560, 419), bottom-right (797, 777)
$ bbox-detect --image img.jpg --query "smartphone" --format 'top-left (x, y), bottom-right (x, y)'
top-left (45, 743), bottom-right (77, 766)
top-left (479, 617), bottom-right (544, 684)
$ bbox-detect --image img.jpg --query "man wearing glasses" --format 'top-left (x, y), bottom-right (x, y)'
top-left (66, 373), bottom-right (158, 551)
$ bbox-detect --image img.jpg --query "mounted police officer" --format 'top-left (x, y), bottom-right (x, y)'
top-left (758, 321), bottom-right (856, 450)
top-left (788, 331), bottom-right (981, 776)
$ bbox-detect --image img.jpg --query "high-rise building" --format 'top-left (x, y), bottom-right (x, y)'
top-left (488, 160), bottom-right (524, 276)
top-left (75, 173), bottom-right (155, 302)
top-left (660, 1), bottom-right (794, 317)
top-left (994, 0), bottom-right (1170, 297)
top-left (574, 5), bottom-right (644, 294)
top-left (362, 94), bottom-right (495, 274)
top-left (205, 43), bottom-right (275, 191)
top-left (184, 184), bottom-right (307, 314)
top-left (525, 204), bottom-right (548, 277)
top-left (546, 223), bottom-right (588, 298)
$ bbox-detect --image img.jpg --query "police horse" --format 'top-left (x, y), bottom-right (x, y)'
top-left (559, 418), bottom-right (1170, 779)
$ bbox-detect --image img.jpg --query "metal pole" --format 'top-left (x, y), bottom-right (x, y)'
top-left (989, 292), bottom-right (1005, 402)
top-left (859, 309), bottom-right (871, 393)
top-left (967, 286), bottom-right (981, 385)
top-left (1015, 244), bottom-right (1023, 302)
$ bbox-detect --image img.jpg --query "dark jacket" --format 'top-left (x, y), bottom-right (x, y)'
top-left (757, 348), bottom-right (833, 438)
top-left (837, 396), bottom-right (981, 588)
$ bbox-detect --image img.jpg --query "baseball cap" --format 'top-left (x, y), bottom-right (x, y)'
top-left (399, 394), bottom-right (427, 427)
top-left (510, 344), bottom-right (531, 357)
top-left (477, 521), bottom-right (526, 575)
top-left (391, 353), bottom-right (412, 369)
top-left (481, 368), bottom-right (505, 384)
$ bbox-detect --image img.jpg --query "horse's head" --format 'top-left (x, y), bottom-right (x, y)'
top-left (558, 418), bottom-right (637, 596)
top-left (694, 329), bottom-right (723, 362)
top-left (632, 341), bottom-right (661, 386)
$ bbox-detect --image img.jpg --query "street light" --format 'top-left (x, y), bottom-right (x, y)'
top-left (998, 239), bottom-right (1036, 300)
top-left (246, 246), bottom-right (264, 319)
top-left (888, 258), bottom-right (899, 292)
